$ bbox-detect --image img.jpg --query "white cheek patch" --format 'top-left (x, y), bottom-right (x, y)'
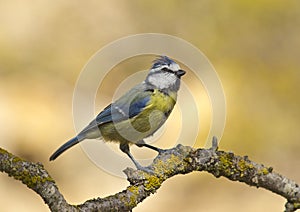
top-left (147, 72), bottom-right (177, 90)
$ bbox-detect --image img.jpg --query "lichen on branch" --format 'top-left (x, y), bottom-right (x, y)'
top-left (0, 138), bottom-right (299, 212)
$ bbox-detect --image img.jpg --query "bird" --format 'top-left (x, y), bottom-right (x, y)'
top-left (49, 56), bottom-right (186, 171)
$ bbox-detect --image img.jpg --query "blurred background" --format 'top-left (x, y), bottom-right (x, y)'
top-left (0, 0), bottom-right (299, 211)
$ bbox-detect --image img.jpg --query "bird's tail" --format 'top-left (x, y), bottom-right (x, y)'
top-left (49, 137), bottom-right (81, 161)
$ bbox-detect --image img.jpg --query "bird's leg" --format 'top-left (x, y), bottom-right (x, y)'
top-left (135, 140), bottom-right (166, 154)
top-left (119, 143), bottom-right (152, 172)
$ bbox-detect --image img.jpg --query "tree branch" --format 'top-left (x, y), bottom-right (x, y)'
top-left (1, 138), bottom-right (299, 212)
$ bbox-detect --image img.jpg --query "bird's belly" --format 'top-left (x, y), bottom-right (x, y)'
top-left (99, 109), bottom-right (168, 144)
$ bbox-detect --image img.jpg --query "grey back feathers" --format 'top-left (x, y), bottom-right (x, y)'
top-left (145, 56), bottom-right (184, 91)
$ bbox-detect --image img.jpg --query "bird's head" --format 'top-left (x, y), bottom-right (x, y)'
top-left (145, 56), bottom-right (186, 91)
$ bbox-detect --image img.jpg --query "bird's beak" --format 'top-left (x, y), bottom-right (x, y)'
top-left (176, 69), bottom-right (186, 77)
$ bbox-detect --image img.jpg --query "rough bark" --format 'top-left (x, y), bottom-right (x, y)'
top-left (0, 138), bottom-right (299, 212)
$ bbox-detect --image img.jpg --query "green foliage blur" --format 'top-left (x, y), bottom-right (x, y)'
top-left (0, 1), bottom-right (299, 211)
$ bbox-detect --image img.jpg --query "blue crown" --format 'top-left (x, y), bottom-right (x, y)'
top-left (151, 56), bottom-right (176, 69)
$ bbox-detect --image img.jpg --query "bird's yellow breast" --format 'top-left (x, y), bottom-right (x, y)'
top-left (100, 89), bottom-right (177, 144)
top-left (148, 89), bottom-right (177, 115)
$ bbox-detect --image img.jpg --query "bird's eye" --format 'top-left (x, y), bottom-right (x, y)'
top-left (162, 67), bottom-right (173, 73)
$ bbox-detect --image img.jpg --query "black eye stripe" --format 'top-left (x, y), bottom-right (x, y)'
top-left (162, 67), bottom-right (174, 73)
top-left (145, 88), bottom-right (154, 92)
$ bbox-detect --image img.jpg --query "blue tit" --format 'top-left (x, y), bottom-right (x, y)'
top-left (50, 56), bottom-right (186, 171)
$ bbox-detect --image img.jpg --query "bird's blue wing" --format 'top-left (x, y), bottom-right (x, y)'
top-left (77, 84), bottom-right (153, 137)
top-left (128, 95), bottom-right (151, 118)
top-left (95, 87), bottom-right (152, 125)
top-left (95, 104), bottom-right (115, 124)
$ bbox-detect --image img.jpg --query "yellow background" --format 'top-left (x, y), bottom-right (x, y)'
top-left (0, 1), bottom-right (299, 211)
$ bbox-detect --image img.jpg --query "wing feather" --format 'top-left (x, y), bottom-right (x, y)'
top-left (78, 84), bottom-right (153, 137)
